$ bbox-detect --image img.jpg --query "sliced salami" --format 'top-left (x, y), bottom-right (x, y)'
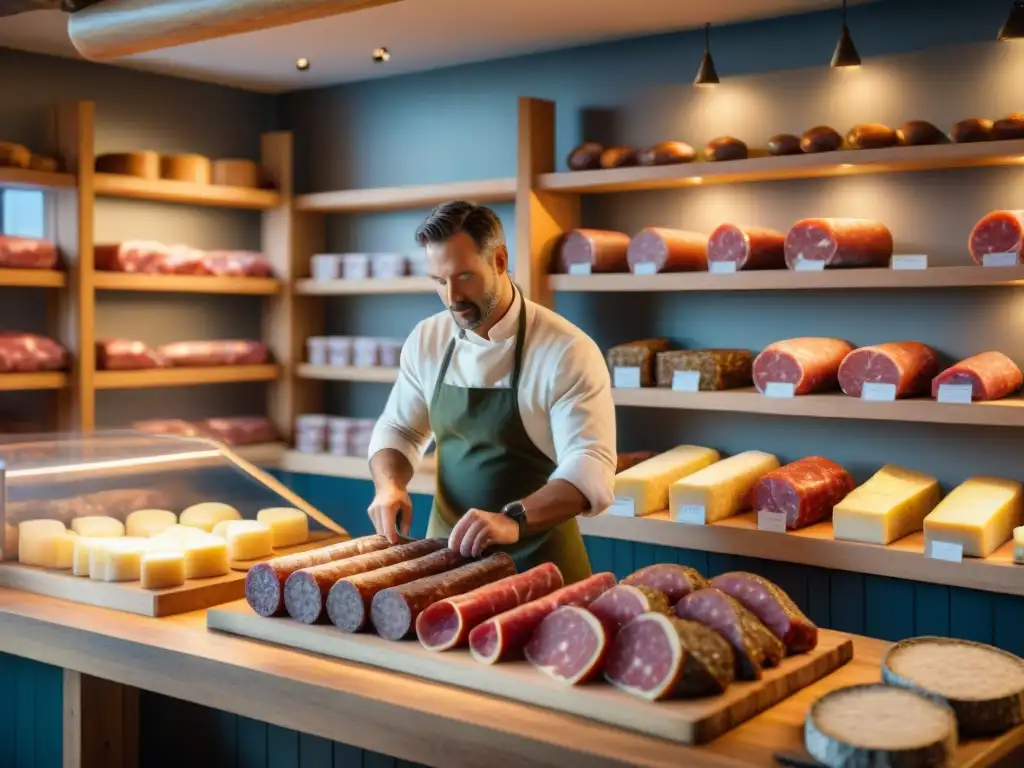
top-left (968, 210), bottom-right (1024, 265)
top-left (931, 351), bottom-right (1023, 402)
top-left (558, 229), bottom-right (630, 273)
top-left (621, 564), bottom-right (708, 605)
top-left (524, 606), bottom-right (609, 685)
top-left (709, 572), bottom-right (819, 654)
top-left (752, 456), bottom-right (855, 530)
top-left (626, 228), bottom-right (707, 273)
top-left (837, 341), bottom-right (940, 399)
top-left (588, 584), bottom-right (669, 636)
top-left (752, 337), bottom-right (855, 395)
top-left (707, 224), bottom-right (787, 271)
top-left (784, 218), bottom-right (893, 269)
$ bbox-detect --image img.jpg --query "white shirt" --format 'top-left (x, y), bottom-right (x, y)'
top-left (368, 288), bottom-right (616, 516)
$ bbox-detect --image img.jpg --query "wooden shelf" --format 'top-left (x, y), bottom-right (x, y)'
top-left (0, 372), bottom-right (67, 391)
top-left (93, 173), bottom-right (281, 210)
top-left (295, 177), bottom-right (517, 213)
top-left (0, 167), bottom-right (75, 190)
top-left (0, 269), bottom-right (66, 288)
top-left (93, 272), bottom-right (280, 295)
top-left (232, 442), bottom-right (287, 465)
top-left (281, 450), bottom-right (435, 494)
top-left (297, 364), bottom-right (399, 383)
top-left (94, 365), bottom-right (280, 390)
top-left (538, 138), bottom-right (1024, 194)
top-left (295, 277), bottom-right (436, 295)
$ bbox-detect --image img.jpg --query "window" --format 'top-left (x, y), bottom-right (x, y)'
top-left (0, 189), bottom-right (46, 238)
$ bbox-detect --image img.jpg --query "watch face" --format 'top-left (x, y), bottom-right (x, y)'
top-left (503, 501), bottom-right (525, 520)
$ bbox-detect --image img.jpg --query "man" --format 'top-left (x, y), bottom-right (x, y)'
top-left (366, 200), bottom-right (616, 583)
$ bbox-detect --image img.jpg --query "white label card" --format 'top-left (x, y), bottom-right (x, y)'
top-left (632, 262), bottom-right (657, 276)
top-left (609, 498), bottom-right (635, 517)
top-left (937, 383), bottom-right (974, 404)
top-left (676, 505), bottom-right (706, 525)
top-left (757, 509), bottom-right (788, 533)
top-left (983, 252), bottom-right (1018, 268)
top-left (672, 370), bottom-right (701, 392)
top-left (794, 259), bottom-right (826, 272)
top-left (861, 382), bottom-right (897, 402)
top-left (613, 367), bottom-right (641, 389)
top-left (709, 261), bottom-right (737, 274)
top-left (927, 540), bottom-right (963, 563)
top-left (568, 262), bottom-right (592, 276)
top-left (764, 381), bottom-right (795, 398)
top-left (891, 254), bottom-right (928, 271)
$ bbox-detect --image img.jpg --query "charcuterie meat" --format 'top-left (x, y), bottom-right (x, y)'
top-left (416, 563), bottom-right (564, 651)
top-left (931, 351), bottom-right (1023, 401)
top-left (607, 339), bottom-right (670, 387)
top-left (0, 235), bottom-right (58, 270)
top-left (709, 572), bottom-right (819, 653)
top-left (896, 120), bottom-right (946, 146)
top-left (558, 229), bottom-right (630, 274)
top-left (637, 141), bottom-right (695, 166)
top-left (94, 240), bottom-right (269, 276)
top-left (767, 134), bottom-right (802, 156)
top-left (951, 118), bottom-right (994, 143)
top-left (525, 606), bottom-right (608, 685)
top-left (604, 614), bottom-right (735, 700)
top-left (621, 563), bottom-right (709, 604)
top-left (0, 333), bottom-right (68, 373)
top-left (199, 416), bottom-right (278, 446)
top-left (846, 123), bottom-right (898, 150)
top-left (968, 210), bottom-right (1024, 265)
top-left (566, 142), bottom-right (603, 171)
top-left (157, 339), bottom-right (270, 367)
top-left (752, 337), bottom-right (855, 395)
top-left (752, 456), bottom-right (855, 530)
top-left (707, 224), bottom-right (787, 271)
top-left (599, 147), bottom-right (638, 169)
top-left (468, 571), bottom-right (616, 664)
top-left (244, 535), bottom-right (390, 617)
top-left (132, 418), bottom-right (201, 438)
top-left (706, 136), bottom-right (748, 162)
top-left (96, 339), bottom-right (168, 370)
top-left (656, 349), bottom-right (754, 391)
top-left (801, 126), bottom-right (843, 153)
top-left (626, 228), bottom-right (707, 273)
top-left (784, 218), bottom-right (894, 269)
top-left (616, 451), bottom-right (657, 473)
top-left (327, 548), bottom-right (469, 633)
top-left (371, 553), bottom-right (516, 641)
top-left (992, 113), bottom-right (1024, 140)
top-left (588, 584), bottom-right (669, 635)
top-left (675, 588), bottom-right (785, 679)
top-left (283, 538), bottom-right (445, 624)
top-left (838, 341), bottom-right (940, 399)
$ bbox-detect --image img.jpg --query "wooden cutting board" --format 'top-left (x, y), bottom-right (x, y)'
top-left (207, 600), bottom-right (854, 745)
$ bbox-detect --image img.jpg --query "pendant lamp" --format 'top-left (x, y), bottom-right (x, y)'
top-left (998, 1), bottom-right (1024, 40)
top-left (831, 0), bottom-right (861, 68)
top-left (694, 23), bottom-right (720, 86)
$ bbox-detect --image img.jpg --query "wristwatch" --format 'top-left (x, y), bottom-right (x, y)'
top-left (500, 500), bottom-right (528, 539)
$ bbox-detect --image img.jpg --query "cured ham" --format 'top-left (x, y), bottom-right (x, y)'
top-left (706, 224), bottom-right (787, 271)
top-left (753, 456), bottom-right (855, 530)
top-left (752, 337), bottom-right (855, 395)
top-left (931, 352), bottom-right (1023, 402)
top-left (784, 218), bottom-right (893, 269)
top-left (969, 211), bottom-right (1024, 265)
top-left (837, 342), bottom-right (939, 399)
top-left (626, 228), bottom-right (707, 273)
top-left (558, 229), bottom-right (630, 273)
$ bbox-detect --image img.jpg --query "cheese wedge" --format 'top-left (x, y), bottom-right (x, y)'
top-left (923, 476), bottom-right (1023, 558)
top-left (18, 520), bottom-right (68, 567)
top-left (126, 509), bottom-right (177, 538)
top-left (257, 507), bottom-right (309, 548)
top-left (833, 464), bottom-right (941, 545)
top-left (179, 502), bottom-right (241, 532)
top-left (141, 552), bottom-right (186, 589)
top-left (70, 515), bottom-right (125, 538)
top-left (89, 537), bottom-right (151, 582)
top-left (183, 535), bottom-right (229, 579)
top-left (226, 521), bottom-right (273, 561)
top-left (614, 445), bottom-right (721, 517)
top-left (670, 450), bottom-right (780, 524)
top-left (1013, 526), bottom-right (1023, 565)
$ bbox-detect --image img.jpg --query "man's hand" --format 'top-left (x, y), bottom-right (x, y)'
top-left (368, 484), bottom-right (413, 544)
top-left (448, 508), bottom-right (519, 558)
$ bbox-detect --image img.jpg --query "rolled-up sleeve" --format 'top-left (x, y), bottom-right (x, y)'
top-left (367, 325), bottom-right (433, 471)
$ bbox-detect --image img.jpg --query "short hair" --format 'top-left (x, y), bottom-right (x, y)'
top-left (414, 200), bottom-right (505, 255)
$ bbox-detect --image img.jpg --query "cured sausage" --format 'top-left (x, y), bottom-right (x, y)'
top-left (767, 134), bottom-right (801, 156)
top-left (801, 126), bottom-right (843, 153)
top-left (283, 538), bottom-right (445, 624)
top-left (846, 123), bottom-right (898, 150)
top-left (566, 142), bottom-right (603, 171)
top-left (752, 337), bottom-right (855, 395)
top-left (326, 548), bottom-right (469, 632)
top-left (244, 535), bottom-right (389, 617)
top-left (0, 236), bottom-right (58, 270)
top-left (558, 229), bottom-right (630, 273)
top-left (416, 563), bottom-right (564, 651)
top-left (968, 210), bottom-right (1024, 265)
top-left (588, 584), bottom-right (670, 635)
top-left (96, 339), bottom-right (167, 370)
top-left (752, 456), bottom-right (855, 530)
top-left (992, 113), bottom-right (1024, 141)
top-left (468, 572), bottom-right (616, 664)
top-left (951, 118), bottom-right (994, 143)
top-left (706, 137), bottom-right (748, 162)
top-left (621, 563), bottom-right (708, 604)
top-left (626, 228), bottom-right (707, 273)
top-left (371, 553), bottom-right (517, 641)
top-left (931, 351), bottom-right (1023, 401)
top-left (709, 572), bottom-right (819, 653)
top-left (604, 614), bottom-right (735, 700)
top-left (838, 341), bottom-right (940, 399)
top-left (896, 120), bottom-right (946, 146)
top-left (525, 606), bottom-right (609, 685)
top-left (707, 224), bottom-right (787, 271)
top-left (637, 141), bottom-right (695, 166)
top-left (784, 218), bottom-right (894, 269)
top-left (599, 147), bottom-right (638, 169)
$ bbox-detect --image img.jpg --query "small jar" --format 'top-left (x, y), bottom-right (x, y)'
top-left (306, 336), bottom-right (331, 366)
top-left (327, 336), bottom-right (354, 367)
top-left (378, 338), bottom-right (404, 368)
top-left (353, 337), bottom-right (380, 367)
top-left (311, 254), bottom-right (340, 281)
top-left (341, 253), bottom-right (370, 281)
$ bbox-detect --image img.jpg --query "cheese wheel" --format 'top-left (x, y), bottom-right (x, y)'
top-left (160, 153), bottom-right (211, 184)
top-left (180, 502), bottom-right (242, 532)
top-left (70, 515), bottom-right (126, 538)
top-left (125, 509), bottom-right (177, 538)
top-left (183, 536), bottom-right (229, 579)
top-left (141, 552), bottom-right (186, 589)
top-left (256, 507), bottom-right (309, 548)
top-left (212, 158), bottom-right (259, 188)
top-left (95, 151), bottom-right (159, 178)
top-left (613, 446), bottom-right (721, 517)
top-left (923, 476), bottom-right (1022, 558)
top-left (670, 450), bottom-right (780, 524)
top-left (833, 465), bottom-right (942, 545)
top-left (226, 521), bottom-right (273, 561)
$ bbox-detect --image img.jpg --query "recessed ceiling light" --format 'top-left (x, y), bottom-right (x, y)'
top-left (295, 58), bottom-right (310, 71)
top-left (373, 47), bottom-right (391, 63)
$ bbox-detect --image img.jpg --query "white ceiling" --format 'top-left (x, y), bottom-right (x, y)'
top-left (0, 0), bottom-right (871, 93)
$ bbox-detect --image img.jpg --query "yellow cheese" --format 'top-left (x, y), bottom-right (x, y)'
top-left (670, 450), bottom-right (780, 524)
top-left (179, 502), bottom-right (241, 532)
top-left (17, 520), bottom-right (68, 567)
top-left (149, 524), bottom-right (209, 551)
top-left (183, 535), bottom-right (229, 579)
top-left (833, 464), bottom-right (941, 545)
top-left (225, 521), bottom-right (273, 561)
top-left (125, 509), bottom-right (177, 538)
top-left (613, 445), bottom-right (721, 516)
top-left (72, 537), bottom-right (103, 576)
top-left (89, 537), bottom-right (150, 581)
top-left (211, 520), bottom-right (237, 539)
top-left (923, 476), bottom-right (1023, 558)
top-left (257, 507), bottom-right (309, 548)
top-left (1012, 526), bottom-right (1023, 565)
top-left (141, 552), bottom-right (186, 589)
top-left (3, 521), bottom-right (17, 561)
top-left (70, 515), bottom-right (125, 538)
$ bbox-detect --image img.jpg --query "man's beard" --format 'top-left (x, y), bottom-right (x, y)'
top-left (450, 287), bottom-right (499, 331)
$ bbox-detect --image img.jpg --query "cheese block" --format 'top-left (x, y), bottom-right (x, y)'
top-left (17, 520), bottom-right (67, 567)
top-left (833, 464), bottom-right (942, 545)
top-left (212, 158), bottom-right (259, 188)
top-left (141, 552), bottom-right (186, 589)
top-left (257, 507), bottom-right (309, 548)
top-left (211, 520), bottom-right (240, 539)
top-left (614, 445), bottom-right (721, 517)
top-left (126, 509), bottom-right (177, 538)
top-left (160, 153), bottom-right (211, 184)
top-left (1014, 526), bottom-right (1023, 565)
top-left (70, 515), bottom-right (126, 538)
top-left (183, 536), bottom-right (229, 579)
top-left (179, 502), bottom-right (241, 532)
top-left (72, 537), bottom-right (103, 576)
top-left (226, 521), bottom-right (273, 561)
top-left (23, 530), bottom-right (76, 570)
top-left (151, 524), bottom-right (209, 547)
top-left (923, 476), bottom-right (1023, 558)
top-left (95, 151), bottom-right (159, 179)
top-left (89, 538), bottom-right (150, 582)
top-left (670, 450), bottom-right (780, 523)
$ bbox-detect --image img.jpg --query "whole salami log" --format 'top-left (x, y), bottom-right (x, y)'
top-left (968, 210), bottom-right (1024, 265)
top-left (566, 142), bottom-right (603, 171)
top-left (837, 341), bottom-right (940, 399)
top-left (588, 584), bottom-right (669, 635)
top-left (621, 563), bottom-right (708, 604)
top-left (896, 120), bottom-right (946, 146)
top-left (468, 571), bottom-right (616, 664)
top-left (371, 553), bottom-right (516, 641)
top-left (283, 538), bottom-right (446, 624)
top-left (992, 113), bottom-right (1024, 141)
top-left (525, 606), bottom-right (609, 685)
top-left (752, 337), bottom-right (855, 395)
top-left (952, 118), bottom-right (994, 143)
top-left (0, 235), bottom-right (58, 270)
top-left (707, 224), bottom-right (787, 271)
top-left (752, 456), bottom-right (855, 530)
top-left (846, 123), bottom-right (898, 150)
top-left (655, 349), bottom-right (753, 391)
top-left (709, 572), bottom-right (819, 653)
top-left (599, 147), bottom-right (638, 169)
top-left (767, 134), bottom-right (802, 156)
top-left (784, 218), bottom-right (894, 269)
top-left (801, 126), bottom-right (843, 153)
top-left (327, 548), bottom-right (469, 632)
top-left (637, 141), bottom-right (695, 166)
top-left (416, 563), bottom-right (564, 651)
top-left (96, 339), bottom-right (167, 370)
top-left (706, 136), bottom-right (748, 162)
top-left (604, 614), bottom-right (735, 700)
top-left (558, 229), bottom-right (630, 274)
top-left (931, 352), bottom-right (1023, 402)
top-left (244, 535), bottom-right (390, 617)
top-left (626, 228), bottom-right (707, 273)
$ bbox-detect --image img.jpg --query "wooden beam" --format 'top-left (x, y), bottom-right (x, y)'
top-left (62, 669), bottom-right (139, 768)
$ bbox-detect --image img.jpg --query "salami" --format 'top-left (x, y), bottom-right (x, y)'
top-left (784, 218), bottom-right (894, 269)
top-left (931, 351), bottom-right (1023, 402)
top-left (244, 535), bottom-right (390, 617)
top-left (0, 235), bottom-right (58, 270)
top-left (968, 211), bottom-right (1024, 265)
top-left (416, 563), bottom-right (564, 652)
top-left (837, 341), bottom-right (940, 399)
top-left (709, 572), bottom-right (819, 653)
top-left (558, 229), bottom-right (630, 274)
top-left (588, 584), bottom-right (669, 635)
top-left (468, 571), bottom-right (616, 665)
top-left (626, 228), bottom-right (707, 273)
top-left (524, 606), bottom-right (608, 685)
top-left (752, 337), bottom-right (855, 395)
top-left (752, 456), bottom-right (855, 530)
top-left (621, 563), bottom-right (708, 604)
top-left (707, 224), bottom-right (787, 271)
top-left (283, 538), bottom-right (445, 624)
top-left (326, 548), bottom-right (469, 632)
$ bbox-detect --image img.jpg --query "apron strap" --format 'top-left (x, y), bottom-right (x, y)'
top-left (431, 336), bottom-right (457, 408)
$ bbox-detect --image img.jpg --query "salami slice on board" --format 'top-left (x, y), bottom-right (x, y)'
top-left (525, 606), bottom-right (609, 685)
top-left (709, 572), bottom-right (819, 653)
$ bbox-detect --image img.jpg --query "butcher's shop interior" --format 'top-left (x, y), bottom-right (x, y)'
top-left (0, 0), bottom-right (1023, 766)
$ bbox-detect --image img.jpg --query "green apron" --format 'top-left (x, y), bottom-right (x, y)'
top-left (424, 288), bottom-right (593, 584)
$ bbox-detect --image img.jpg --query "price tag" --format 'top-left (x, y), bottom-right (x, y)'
top-left (672, 370), bottom-right (701, 392)
top-left (568, 263), bottom-right (592, 275)
top-left (927, 540), bottom-right (963, 563)
top-left (609, 498), bottom-right (635, 517)
top-left (891, 254), bottom-right (928, 271)
top-left (794, 259), bottom-right (826, 272)
top-left (632, 262), bottom-right (657, 276)
top-left (983, 252), bottom-right (1018, 268)
top-left (757, 509), bottom-right (788, 533)
top-left (861, 382), bottom-right (896, 402)
top-left (764, 381), bottom-right (795, 398)
top-left (709, 261), bottom-right (737, 274)
top-left (937, 383), bottom-right (973, 404)
top-left (676, 505), bottom-right (706, 525)
top-left (613, 367), bottom-right (641, 388)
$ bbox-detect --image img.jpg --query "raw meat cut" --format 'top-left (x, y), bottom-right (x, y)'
top-left (637, 141), bottom-right (695, 166)
top-left (371, 553), bottom-right (517, 640)
top-left (200, 417), bottom-right (278, 446)
top-left (675, 587), bottom-right (785, 679)
top-left (416, 563), bottom-right (564, 652)
top-left (753, 456), bottom-right (855, 530)
top-left (96, 339), bottom-right (167, 370)
top-left (707, 224), bottom-right (787, 271)
top-left (784, 218), bottom-right (894, 269)
top-left (931, 352), bottom-right (1023, 401)
top-left (838, 341), bottom-right (939, 399)
top-left (621, 564), bottom-right (708, 604)
top-left (604, 614), bottom-right (735, 700)
top-left (752, 337), bottom-right (854, 395)
top-left (94, 240), bottom-right (271, 276)
top-left (0, 235), bottom-right (58, 270)
top-left (655, 349), bottom-right (753, 391)
top-left (558, 229), bottom-right (630, 273)
top-left (0, 333), bottom-right (68, 372)
top-left (95, 241), bottom-right (181, 273)
top-left (969, 211), bottom-right (1024, 265)
top-left (846, 124), bottom-right (898, 149)
top-left (525, 606), bottom-right (608, 685)
top-left (706, 137), bottom-right (747, 161)
top-left (588, 584), bottom-right (669, 635)
top-left (709, 572), bottom-right (819, 653)
top-left (468, 571), bottom-right (616, 664)
top-left (626, 228), bottom-right (707, 273)
top-left (201, 250), bottom-right (272, 277)
top-left (244, 535), bottom-right (390, 617)
top-left (158, 340), bottom-right (270, 367)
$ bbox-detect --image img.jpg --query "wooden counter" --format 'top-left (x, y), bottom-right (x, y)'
top-left (0, 589), bottom-right (1020, 767)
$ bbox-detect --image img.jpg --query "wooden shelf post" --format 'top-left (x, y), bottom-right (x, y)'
top-left (62, 669), bottom-right (139, 768)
